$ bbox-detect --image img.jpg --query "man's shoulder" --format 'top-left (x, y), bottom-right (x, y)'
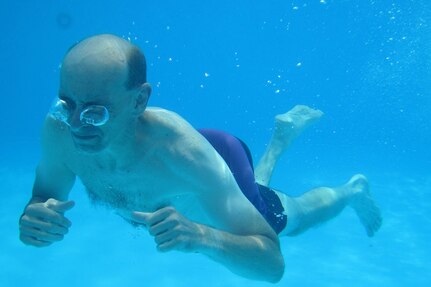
top-left (142, 107), bottom-right (216, 164)
top-left (141, 107), bottom-right (199, 140)
top-left (144, 107), bottom-right (228, 179)
top-left (40, 115), bottom-right (72, 158)
top-left (144, 107), bottom-right (192, 129)
top-left (42, 115), bottom-right (68, 141)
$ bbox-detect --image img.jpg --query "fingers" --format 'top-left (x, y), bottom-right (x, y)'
top-left (26, 203), bottom-right (72, 228)
top-left (20, 215), bottom-right (69, 235)
top-left (157, 238), bottom-right (182, 252)
top-left (132, 207), bottom-right (175, 226)
top-left (20, 224), bottom-right (65, 242)
top-left (131, 207), bottom-right (179, 246)
top-left (19, 213), bottom-right (69, 247)
top-left (131, 211), bottom-right (151, 225)
top-left (148, 219), bottom-right (177, 236)
top-left (19, 198), bottom-right (74, 247)
top-left (19, 234), bottom-right (52, 247)
top-left (45, 199), bottom-right (75, 213)
top-left (132, 207), bottom-right (198, 253)
top-left (153, 228), bottom-right (178, 246)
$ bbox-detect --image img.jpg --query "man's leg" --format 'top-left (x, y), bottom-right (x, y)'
top-left (255, 105), bottom-right (382, 237)
top-left (274, 175), bottom-right (382, 237)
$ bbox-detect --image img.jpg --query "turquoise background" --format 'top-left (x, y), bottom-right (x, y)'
top-left (0, 1), bottom-right (430, 286)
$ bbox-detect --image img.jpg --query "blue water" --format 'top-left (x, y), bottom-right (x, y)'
top-left (1, 0), bottom-right (430, 286)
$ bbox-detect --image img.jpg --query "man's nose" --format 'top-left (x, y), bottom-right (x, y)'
top-left (68, 109), bottom-right (83, 130)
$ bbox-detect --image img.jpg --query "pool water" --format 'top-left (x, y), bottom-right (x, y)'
top-left (1, 1), bottom-right (430, 286)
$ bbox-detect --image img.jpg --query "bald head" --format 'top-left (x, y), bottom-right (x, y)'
top-left (62, 34), bottom-right (147, 91)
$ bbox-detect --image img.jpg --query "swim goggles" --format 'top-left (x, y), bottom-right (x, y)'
top-left (49, 98), bottom-right (110, 127)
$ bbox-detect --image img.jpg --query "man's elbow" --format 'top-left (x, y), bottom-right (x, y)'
top-left (267, 253), bottom-right (285, 283)
top-left (260, 234), bottom-right (284, 283)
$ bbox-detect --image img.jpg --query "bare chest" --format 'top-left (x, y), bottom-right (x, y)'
top-left (70, 152), bottom-right (171, 207)
top-left (80, 167), bottom-right (162, 211)
top-left (72, 158), bottom-right (205, 222)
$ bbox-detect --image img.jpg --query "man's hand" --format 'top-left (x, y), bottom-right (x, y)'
top-left (131, 206), bottom-right (205, 253)
top-left (19, 198), bottom-right (75, 247)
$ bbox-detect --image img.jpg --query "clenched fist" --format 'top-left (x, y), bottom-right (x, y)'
top-left (19, 198), bottom-right (75, 247)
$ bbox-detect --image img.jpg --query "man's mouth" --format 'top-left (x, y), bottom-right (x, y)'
top-left (72, 133), bottom-right (99, 141)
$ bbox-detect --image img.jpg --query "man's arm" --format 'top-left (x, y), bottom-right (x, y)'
top-left (132, 203), bottom-right (284, 282)
top-left (198, 221), bottom-right (283, 283)
top-left (132, 158), bottom-right (284, 282)
top-left (19, 117), bottom-right (76, 247)
top-left (132, 120), bottom-right (285, 282)
top-left (191, 161), bottom-right (284, 283)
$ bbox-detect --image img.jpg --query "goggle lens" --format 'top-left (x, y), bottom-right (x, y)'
top-left (49, 99), bottom-right (109, 127)
top-left (80, 106), bottom-right (109, 126)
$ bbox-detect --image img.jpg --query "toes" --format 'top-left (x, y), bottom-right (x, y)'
top-left (372, 215), bottom-right (383, 232)
top-left (364, 210), bottom-right (382, 237)
top-left (355, 201), bottom-right (382, 237)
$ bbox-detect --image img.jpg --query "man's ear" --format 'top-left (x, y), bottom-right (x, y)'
top-left (133, 83), bottom-right (151, 115)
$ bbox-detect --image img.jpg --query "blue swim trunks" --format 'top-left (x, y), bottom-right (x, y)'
top-left (198, 129), bottom-right (287, 234)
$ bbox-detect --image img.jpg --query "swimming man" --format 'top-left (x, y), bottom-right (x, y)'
top-left (18, 34), bottom-right (382, 283)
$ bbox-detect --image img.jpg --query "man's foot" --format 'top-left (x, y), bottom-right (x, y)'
top-left (347, 174), bottom-right (382, 237)
top-left (255, 105), bottom-right (323, 186)
top-left (273, 105), bottom-right (324, 149)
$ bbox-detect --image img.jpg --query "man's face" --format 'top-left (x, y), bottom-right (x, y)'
top-left (59, 56), bottom-right (136, 154)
